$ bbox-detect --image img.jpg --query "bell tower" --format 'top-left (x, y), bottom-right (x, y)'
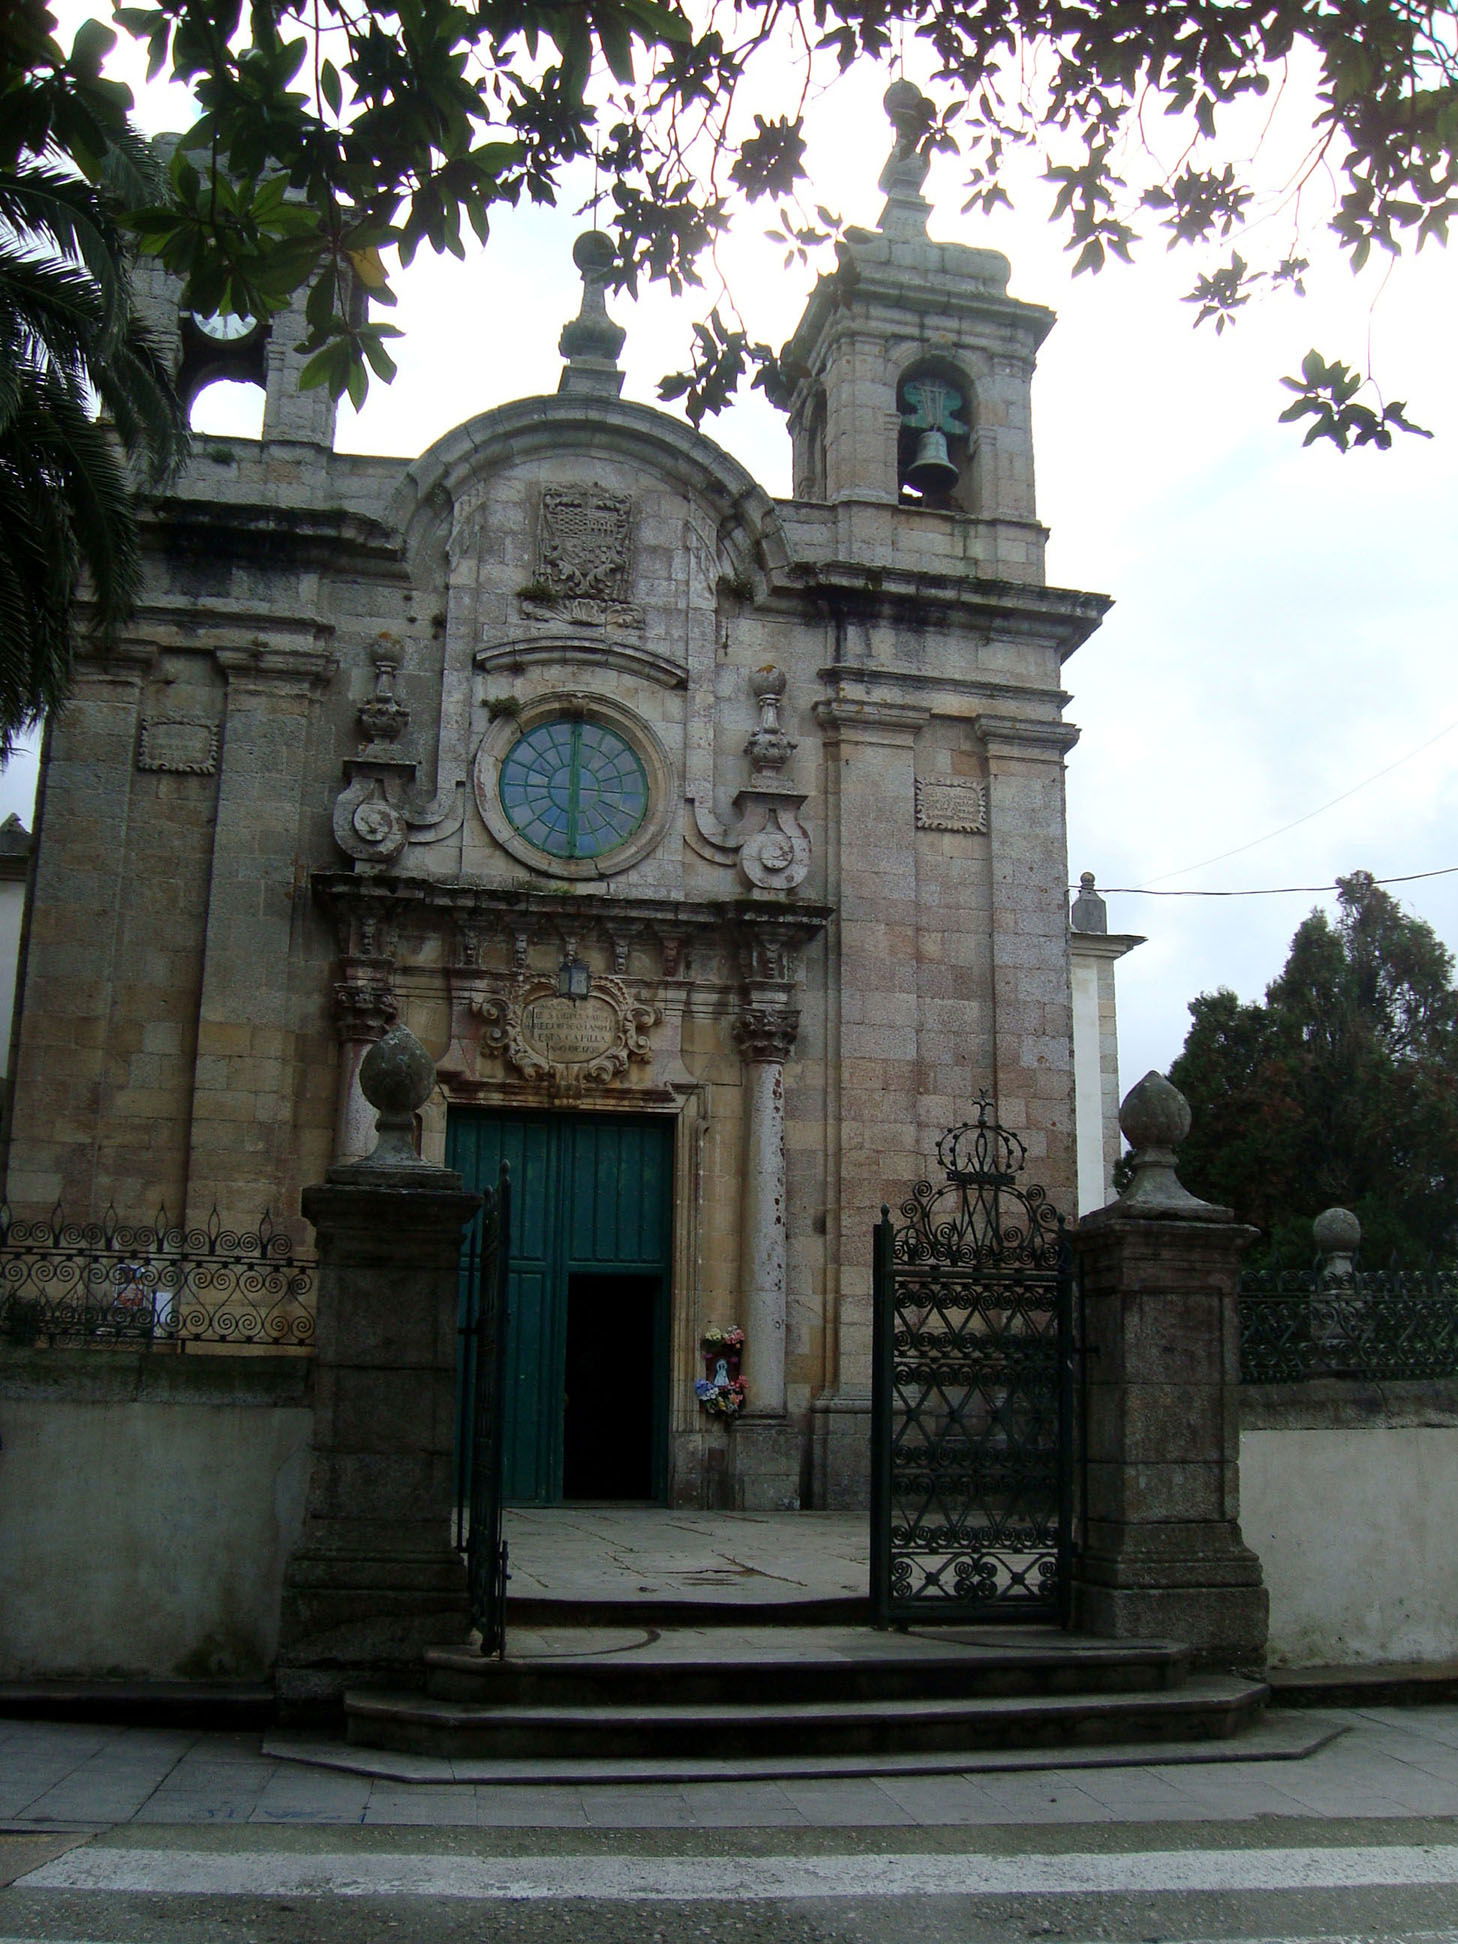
top-left (129, 139), bottom-right (341, 449)
top-left (783, 83), bottom-right (1053, 580)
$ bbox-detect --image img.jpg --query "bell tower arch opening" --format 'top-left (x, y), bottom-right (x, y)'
top-left (897, 359), bottom-right (973, 510)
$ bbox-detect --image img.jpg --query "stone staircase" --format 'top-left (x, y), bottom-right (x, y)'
top-left (341, 1624), bottom-right (1268, 1767)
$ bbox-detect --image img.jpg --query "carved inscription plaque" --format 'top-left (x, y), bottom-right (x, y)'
top-left (474, 974), bottom-right (659, 1088)
top-left (521, 995), bottom-right (618, 1067)
top-left (138, 718), bottom-right (218, 775)
top-left (915, 778), bottom-right (988, 834)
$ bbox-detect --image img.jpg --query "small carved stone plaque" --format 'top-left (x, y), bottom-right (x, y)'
top-left (520, 994), bottom-right (618, 1067)
top-left (915, 778), bottom-right (988, 833)
top-left (138, 718), bottom-right (218, 775)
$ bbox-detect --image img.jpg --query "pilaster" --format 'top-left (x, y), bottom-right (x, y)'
top-left (812, 697), bottom-right (926, 1498)
top-left (185, 646), bottom-right (336, 1221)
top-left (974, 713), bottom-right (1080, 1208)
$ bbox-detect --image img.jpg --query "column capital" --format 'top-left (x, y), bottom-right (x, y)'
top-left (733, 1006), bottom-right (800, 1064)
top-left (332, 980), bottom-right (398, 1045)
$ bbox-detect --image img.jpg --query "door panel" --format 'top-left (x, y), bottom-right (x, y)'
top-left (448, 1109), bottom-right (673, 1505)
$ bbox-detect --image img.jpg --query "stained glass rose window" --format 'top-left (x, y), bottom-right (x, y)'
top-left (498, 718), bottom-right (649, 861)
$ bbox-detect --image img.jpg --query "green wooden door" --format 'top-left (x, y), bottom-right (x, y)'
top-left (447, 1109), bottom-right (674, 1505)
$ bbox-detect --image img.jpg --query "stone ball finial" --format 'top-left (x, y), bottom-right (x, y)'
top-left (1115, 1072), bottom-right (1224, 1219)
top-left (884, 78), bottom-right (932, 128)
top-left (749, 664), bottom-right (786, 699)
top-left (357, 1024), bottom-right (438, 1170)
top-left (560, 230), bottom-right (626, 393)
top-left (1313, 1206), bottom-right (1361, 1255)
top-left (572, 229), bottom-right (616, 278)
top-left (1119, 1070), bottom-right (1191, 1153)
top-left (1313, 1205), bottom-right (1361, 1285)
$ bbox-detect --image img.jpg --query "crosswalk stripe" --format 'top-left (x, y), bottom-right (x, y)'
top-left (19, 1844), bottom-right (1458, 1901)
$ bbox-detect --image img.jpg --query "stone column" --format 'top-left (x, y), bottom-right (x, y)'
top-left (277, 1026), bottom-right (481, 1709)
top-left (1071, 1073), bottom-right (1268, 1670)
top-left (732, 1006), bottom-right (799, 1419)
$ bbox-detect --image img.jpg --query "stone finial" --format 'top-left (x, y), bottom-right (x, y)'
top-left (1070, 870), bottom-right (1108, 934)
top-left (1313, 1205), bottom-right (1361, 1284)
top-left (357, 650), bottom-right (409, 748)
top-left (558, 229), bottom-right (626, 397)
top-left (355, 1023), bottom-right (438, 1171)
top-left (877, 80), bottom-right (934, 237)
top-left (745, 665), bottom-right (796, 777)
top-left (1116, 1072), bottom-right (1226, 1219)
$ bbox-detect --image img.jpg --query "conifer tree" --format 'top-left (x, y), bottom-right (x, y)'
top-left (1170, 873), bottom-right (1458, 1267)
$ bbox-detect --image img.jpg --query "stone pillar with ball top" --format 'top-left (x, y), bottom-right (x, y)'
top-left (1071, 1072), bottom-right (1269, 1669)
top-left (277, 1024), bottom-right (482, 1710)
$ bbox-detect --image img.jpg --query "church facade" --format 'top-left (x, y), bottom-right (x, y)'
top-left (4, 106), bottom-right (1108, 1514)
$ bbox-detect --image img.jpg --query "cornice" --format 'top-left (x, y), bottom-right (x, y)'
top-left (1068, 930), bottom-right (1147, 962)
top-left (311, 870), bottom-right (833, 942)
top-left (142, 494), bottom-right (402, 570)
top-left (813, 697), bottom-right (929, 742)
top-left (974, 713), bottom-right (1081, 760)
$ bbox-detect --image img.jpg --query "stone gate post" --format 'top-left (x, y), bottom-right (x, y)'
top-left (277, 1026), bottom-right (481, 1709)
top-left (1071, 1072), bottom-right (1268, 1669)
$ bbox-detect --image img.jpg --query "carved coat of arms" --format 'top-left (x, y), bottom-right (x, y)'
top-left (522, 485), bottom-right (642, 628)
top-left (539, 485), bottom-right (632, 600)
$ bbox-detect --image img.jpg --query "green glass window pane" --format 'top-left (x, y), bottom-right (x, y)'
top-left (498, 719), bottom-right (649, 860)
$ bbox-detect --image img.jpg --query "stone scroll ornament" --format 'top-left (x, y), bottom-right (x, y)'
top-left (330, 649), bottom-right (464, 864)
top-left (690, 666), bottom-right (812, 891)
top-left (473, 973), bottom-right (659, 1089)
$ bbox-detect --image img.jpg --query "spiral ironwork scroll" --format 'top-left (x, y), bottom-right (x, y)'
top-left (0, 1204), bottom-right (315, 1348)
top-left (1240, 1264), bottom-right (1458, 1384)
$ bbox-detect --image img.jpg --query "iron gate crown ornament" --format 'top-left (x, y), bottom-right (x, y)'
top-left (897, 1097), bottom-right (1065, 1272)
top-left (935, 1096), bottom-right (1025, 1186)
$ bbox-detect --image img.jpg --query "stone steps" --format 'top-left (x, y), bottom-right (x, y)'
top-left (421, 1632), bottom-right (1191, 1708)
top-left (340, 1623), bottom-right (1267, 1764)
top-left (271, 1706), bottom-right (1334, 1786)
top-left (344, 1674), bottom-right (1268, 1761)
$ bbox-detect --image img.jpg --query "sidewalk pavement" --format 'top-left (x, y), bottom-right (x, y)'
top-left (502, 1506), bottom-right (869, 1606)
top-left (5, 1705), bottom-right (1458, 1830)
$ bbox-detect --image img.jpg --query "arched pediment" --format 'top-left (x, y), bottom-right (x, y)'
top-left (392, 393), bottom-right (788, 591)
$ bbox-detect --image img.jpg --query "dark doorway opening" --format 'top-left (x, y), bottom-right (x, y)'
top-left (563, 1271), bottom-right (661, 1501)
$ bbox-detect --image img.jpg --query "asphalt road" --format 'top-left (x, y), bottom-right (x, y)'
top-left (8, 1820), bottom-right (1458, 1944)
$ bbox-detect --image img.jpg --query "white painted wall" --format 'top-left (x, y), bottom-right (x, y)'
top-left (1242, 1423), bottom-right (1458, 1667)
top-left (1070, 951), bottom-right (1105, 1214)
top-left (0, 1384), bottom-right (312, 1681)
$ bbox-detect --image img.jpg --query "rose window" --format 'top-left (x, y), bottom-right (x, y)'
top-left (498, 718), bottom-right (649, 861)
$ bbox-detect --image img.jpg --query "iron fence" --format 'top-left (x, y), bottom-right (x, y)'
top-left (0, 1204), bottom-right (316, 1349)
top-left (1239, 1266), bottom-right (1458, 1384)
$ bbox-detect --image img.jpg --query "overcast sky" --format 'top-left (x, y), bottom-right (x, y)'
top-left (10, 19), bottom-right (1457, 1096)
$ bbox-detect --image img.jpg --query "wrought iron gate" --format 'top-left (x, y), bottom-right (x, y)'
top-left (455, 1163), bottom-right (511, 1657)
top-left (871, 1102), bottom-right (1075, 1627)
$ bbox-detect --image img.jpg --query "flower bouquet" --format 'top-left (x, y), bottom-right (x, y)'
top-left (696, 1324), bottom-right (747, 1418)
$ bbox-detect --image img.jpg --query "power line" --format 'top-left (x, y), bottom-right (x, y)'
top-left (1075, 864), bottom-right (1458, 898)
top-left (1137, 717), bottom-right (1458, 888)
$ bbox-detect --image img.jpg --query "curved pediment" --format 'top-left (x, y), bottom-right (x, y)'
top-left (392, 392), bottom-right (788, 591)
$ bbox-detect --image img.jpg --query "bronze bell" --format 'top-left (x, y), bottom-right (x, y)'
top-left (905, 427), bottom-right (959, 495)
